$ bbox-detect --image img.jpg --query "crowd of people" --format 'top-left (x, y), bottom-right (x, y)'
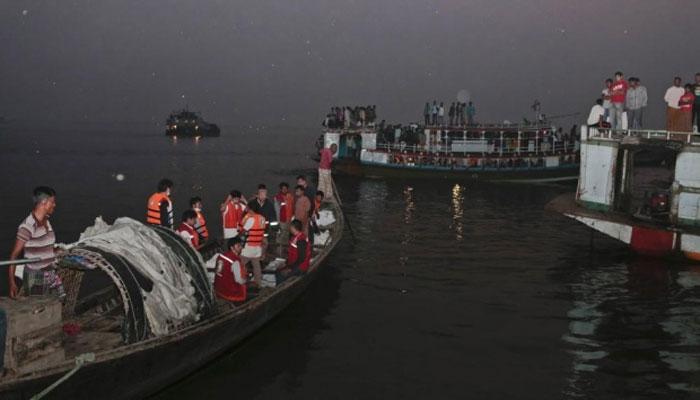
top-left (322, 105), bottom-right (377, 129)
top-left (587, 71), bottom-right (700, 132)
top-left (423, 100), bottom-right (476, 127)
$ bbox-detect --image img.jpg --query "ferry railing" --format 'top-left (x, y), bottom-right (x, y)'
top-left (587, 126), bottom-right (700, 144)
top-left (373, 138), bottom-right (578, 157)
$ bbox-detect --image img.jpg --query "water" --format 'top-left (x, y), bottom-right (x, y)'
top-left (2, 125), bottom-right (700, 399)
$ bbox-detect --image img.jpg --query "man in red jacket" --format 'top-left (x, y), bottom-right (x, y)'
top-left (214, 237), bottom-right (247, 303)
top-left (275, 220), bottom-right (312, 284)
top-left (609, 71), bottom-right (628, 130)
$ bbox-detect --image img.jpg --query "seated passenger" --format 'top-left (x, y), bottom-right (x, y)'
top-left (214, 237), bottom-right (248, 302)
top-left (176, 210), bottom-right (200, 249)
top-left (275, 220), bottom-right (312, 283)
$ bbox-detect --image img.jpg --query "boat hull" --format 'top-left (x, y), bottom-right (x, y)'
top-left (546, 192), bottom-right (691, 258)
top-left (335, 159), bottom-right (579, 183)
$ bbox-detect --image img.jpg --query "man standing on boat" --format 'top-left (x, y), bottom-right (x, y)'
top-left (8, 186), bottom-right (64, 298)
top-left (318, 143), bottom-right (337, 202)
top-left (221, 190), bottom-right (246, 239)
top-left (293, 184), bottom-right (312, 240)
top-left (240, 207), bottom-right (266, 288)
top-left (467, 101), bottom-right (476, 126)
top-left (609, 71), bottom-right (628, 130)
top-left (626, 77), bottom-right (647, 129)
top-left (692, 73), bottom-right (700, 132)
top-left (664, 77), bottom-right (684, 131)
top-left (146, 178), bottom-right (174, 229)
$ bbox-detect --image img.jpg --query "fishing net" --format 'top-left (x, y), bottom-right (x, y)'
top-left (58, 217), bottom-right (213, 342)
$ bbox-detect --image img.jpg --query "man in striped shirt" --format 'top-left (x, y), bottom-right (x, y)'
top-left (8, 186), bottom-right (64, 298)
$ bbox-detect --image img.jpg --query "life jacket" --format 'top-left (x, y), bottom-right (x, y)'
top-left (194, 209), bottom-right (209, 242)
top-left (214, 251), bottom-right (247, 302)
top-left (176, 222), bottom-right (200, 248)
top-left (274, 192), bottom-right (294, 223)
top-left (288, 232), bottom-right (312, 272)
top-left (242, 213), bottom-right (266, 247)
top-left (222, 201), bottom-right (245, 230)
top-left (147, 192), bottom-right (173, 228)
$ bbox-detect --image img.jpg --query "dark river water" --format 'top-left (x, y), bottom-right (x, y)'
top-left (2, 124), bottom-right (700, 399)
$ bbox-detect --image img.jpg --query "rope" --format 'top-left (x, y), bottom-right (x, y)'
top-left (30, 353), bottom-right (95, 400)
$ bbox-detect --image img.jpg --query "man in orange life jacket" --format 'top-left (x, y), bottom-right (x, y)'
top-left (275, 220), bottom-right (312, 283)
top-left (240, 206), bottom-right (266, 288)
top-left (190, 197), bottom-right (209, 244)
top-left (176, 210), bottom-right (200, 249)
top-left (214, 237), bottom-right (248, 303)
top-left (220, 190), bottom-right (246, 239)
top-left (147, 179), bottom-right (174, 228)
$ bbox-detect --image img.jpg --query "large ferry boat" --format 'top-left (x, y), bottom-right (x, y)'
top-left (322, 124), bottom-right (580, 182)
top-left (165, 109), bottom-right (220, 137)
top-left (548, 126), bottom-right (700, 259)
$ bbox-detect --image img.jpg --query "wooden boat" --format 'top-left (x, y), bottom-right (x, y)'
top-left (547, 126), bottom-right (700, 259)
top-left (0, 201), bottom-right (343, 399)
top-left (323, 125), bottom-right (580, 183)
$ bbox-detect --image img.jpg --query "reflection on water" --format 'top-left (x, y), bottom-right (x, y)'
top-left (451, 183), bottom-right (464, 241)
top-left (563, 257), bottom-right (700, 398)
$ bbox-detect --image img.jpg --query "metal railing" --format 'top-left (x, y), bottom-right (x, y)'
top-left (373, 138), bottom-right (578, 157)
top-left (586, 127), bottom-right (700, 144)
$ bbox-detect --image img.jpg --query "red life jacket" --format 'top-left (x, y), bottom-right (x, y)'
top-left (214, 251), bottom-right (247, 302)
top-left (288, 232), bottom-right (312, 272)
top-left (222, 201), bottom-right (245, 230)
top-left (176, 222), bottom-right (200, 248)
top-left (274, 192), bottom-right (294, 223)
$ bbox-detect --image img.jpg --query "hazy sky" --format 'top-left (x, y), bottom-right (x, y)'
top-left (1, 0), bottom-right (699, 129)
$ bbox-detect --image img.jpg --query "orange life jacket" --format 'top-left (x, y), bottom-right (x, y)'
top-left (194, 210), bottom-right (209, 242)
top-left (242, 213), bottom-right (266, 247)
top-left (274, 192), bottom-right (294, 223)
top-left (222, 201), bottom-right (245, 230)
top-left (147, 192), bottom-right (173, 228)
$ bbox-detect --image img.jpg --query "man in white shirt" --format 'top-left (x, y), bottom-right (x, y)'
top-left (626, 77), bottom-right (648, 129)
top-left (664, 77), bottom-right (684, 131)
top-left (587, 99), bottom-right (607, 128)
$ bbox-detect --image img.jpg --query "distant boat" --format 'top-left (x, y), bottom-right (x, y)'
top-left (322, 124), bottom-right (580, 183)
top-left (548, 126), bottom-right (700, 259)
top-left (165, 109), bottom-right (220, 137)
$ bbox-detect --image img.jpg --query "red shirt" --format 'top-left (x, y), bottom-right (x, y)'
top-left (679, 92), bottom-right (695, 111)
top-left (611, 80), bottom-right (628, 104)
top-left (319, 148), bottom-right (333, 170)
top-left (274, 192), bottom-right (294, 223)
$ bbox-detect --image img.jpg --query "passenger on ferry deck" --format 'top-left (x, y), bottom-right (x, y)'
top-left (293, 185), bottom-right (311, 239)
top-left (275, 220), bottom-right (312, 284)
top-left (626, 77), bottom-right (648, 129)
top-left (431, 101), bottom-right (438, 125)
top-left (679, 84), bottom-right (696, 132)
top-left (609, 71), bottom-right (628, 130)
top-left (693, 73), bottom-right (700, 132)
top-left (190, 196), bottom-right (209, 244)
top-left (664, 77), bottom-right (684, 131)
top-left (214, 237), bottom-right (247, 303)
top-left (8, 186), bottom-right (64, 299)
top-left (240, 207), bottom-right (266, 288)
top-left (448, 103), bottom-right (456, 126)
top-left (587, 99), bottom-right (607, 128)
top-left (221, 190), bottom-right (246, 239)
top-left (601, 78), bottom-right (613, 122)
top-left (423, 103), bottom-right (430, 126)
top-left (146, 178), bottom-right (174, 228)
top-left (467, 101), bottom-right (476, 125)
top-left (176, 210), bottom-right (200, 249)
top-left (438, 102), bottom-right (445, 126)
top-left (318, 143), bottom-right (337, 201)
